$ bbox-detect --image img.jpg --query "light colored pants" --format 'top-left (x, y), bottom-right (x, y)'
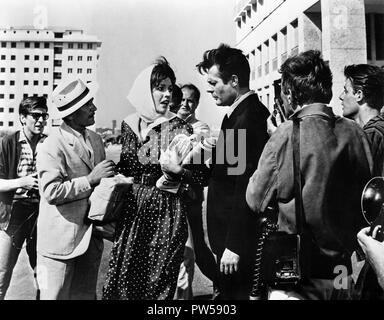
top-left (37, 235), bottom-right (103, 300)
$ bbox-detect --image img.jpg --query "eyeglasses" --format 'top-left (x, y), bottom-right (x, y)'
top-left (27, 112), bottom-right (49, 121)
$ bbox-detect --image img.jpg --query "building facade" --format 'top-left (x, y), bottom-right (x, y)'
top-left (234, 0), bottom-right (384, 114)
top-left (0, 27), bottom-right (101, 132)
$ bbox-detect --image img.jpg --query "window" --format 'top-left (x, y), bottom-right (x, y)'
top-left (34, 55), bottom-right (39, 61)
top-left (68, 68), bottom-right (73, 74)
top-left (68, 56), bottom-right (73, 61)
top-left (1, 42), bottom-right (6, 48)
top-left (34, 68), bottom-right (39, 73)
top-left (0, 107), bottom-right (3, 112)
top-left (87, 56), bottom-right (92, 61)
top-left (11, 42), bottom-right (16, 48)
top-left (43, 80), bottom-right (48, 86)
top-left (10, 80), bottom-right (15, 86)
top-left (44, 42), bottom-right (49, 49)
top-left (9, 94), bottom-right (14, 99)
top-left (68, 43), bottom-right (74, 49)
top-left (44, 68), bottom-right (49, 73)
top-left (10, 68), bottom-right (15, 73)
top-left (11, 55), bottom-right (15, 61)
top-left (33, 80), bottom-right (38, 86)
top-left (87, 43), bottom-right (93, 49)
top-left (87, 69), bottom-right (92, 74)
top-left (77, 68), bottom-right (82, 74)
top-left (23, 94), bottom-right (28, 99)
top-left (0, 68), bottom-right (5, 73)
top-left (25, 42), bottom-right (30, 48)
top-left (8, 122), bottom-right (14, 127)
top-left (24, 80), bottom-right (29, 85)
top-left (0, 55), bottom-right (5, 60)
top-left (0, 94), bottom-right (4, 99)
top-left (78, 43), bottom-right (83, 49)
top-left (34, 42), bottom-right (40, 48)
top-left (44, 55), bottom-right (49, 61)
top-left (78, 56), bottom-right (83, 61)
top-left (24, 67), bottom-right (29, 73)
top-left (0, 80), bottom-right (4, 85)
top-left (9, 108), bottom-right (14, 113)
top-left (0, 121), bottom-right (3, 126)
top-left (24, 55), bottom-right (29, 60)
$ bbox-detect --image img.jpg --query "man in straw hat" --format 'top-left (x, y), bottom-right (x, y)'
top-left (36, 78), bottom-right (115, 300)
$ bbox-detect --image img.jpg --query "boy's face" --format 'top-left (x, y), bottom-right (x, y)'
top-left (20, 107), bottom-right (48, 136)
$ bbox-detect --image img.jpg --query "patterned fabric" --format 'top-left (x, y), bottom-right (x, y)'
top-left (102, 116), bottom-right (209, 300)
top-left (15, 130), bottom-right (45, 199)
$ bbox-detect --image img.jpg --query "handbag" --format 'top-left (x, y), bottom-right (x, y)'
top-left (259, 118), bottom-right (311, 288)
top-left (88, 174), bottom-right (133, 225)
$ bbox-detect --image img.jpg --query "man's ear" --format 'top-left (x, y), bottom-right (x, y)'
top-left (19, 114), bottom-right (26, 126)
top-left (230, 75), bottom-right (239, 88)
top-left (355, 89), bottom-right (364, 103)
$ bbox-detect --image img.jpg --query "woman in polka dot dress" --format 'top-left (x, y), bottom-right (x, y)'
top-left (102, 57), bottom-right (209, 300)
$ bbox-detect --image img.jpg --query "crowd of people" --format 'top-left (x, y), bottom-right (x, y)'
top-left (0, 43), bottom-right (384, 300)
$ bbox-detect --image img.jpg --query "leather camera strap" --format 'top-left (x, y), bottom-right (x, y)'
top-left (292, 118), bottom-right (305, 235)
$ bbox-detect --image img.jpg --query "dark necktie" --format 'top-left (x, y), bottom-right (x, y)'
top-left (221, 114), bottom-right (229, 129)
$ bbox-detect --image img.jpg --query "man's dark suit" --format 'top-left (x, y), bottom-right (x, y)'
top-left (207, 93), bottom-right (270, 299)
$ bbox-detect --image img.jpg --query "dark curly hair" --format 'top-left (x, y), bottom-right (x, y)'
top-left (280, 50), bottom-right (333, 107)
top-left (150, 56), bottom-right (176, 90)
top-left (196, 43), bottom-right (250, 88)
top-left (344, 64), bottom-right (384, 111)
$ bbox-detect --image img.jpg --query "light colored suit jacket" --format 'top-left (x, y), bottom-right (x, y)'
top-left (36, 122), bottom-right (105, 260)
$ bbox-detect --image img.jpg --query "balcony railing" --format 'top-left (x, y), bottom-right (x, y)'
top-left (233, 0), bottom-right (253, 19)
top-left (265, 61), bottom-right (269, 75)
top-left (291, 46), bottom-right (299, 57)
top-left (281, 52), bottom-right (288, 64)
top-left (272, 57), bottom-right (278, 71)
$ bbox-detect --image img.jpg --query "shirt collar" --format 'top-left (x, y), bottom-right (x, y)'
top-left (19, 128), bottom-right (45, 143)
top-left (226, 90), bottom-right (255, 118)
top-left (62, 122), bottom-right (89, 140)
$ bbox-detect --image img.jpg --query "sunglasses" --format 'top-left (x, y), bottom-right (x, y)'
top-left (27, 112), bottom-right (49, 121)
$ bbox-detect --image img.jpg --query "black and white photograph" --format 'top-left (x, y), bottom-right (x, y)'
top-left (0, 0), bottom-right (384, 312)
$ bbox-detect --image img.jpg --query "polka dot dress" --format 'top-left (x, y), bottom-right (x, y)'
top-left (102, 117), bottom-right (207, 300)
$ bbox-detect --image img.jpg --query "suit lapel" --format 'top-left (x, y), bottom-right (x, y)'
top-left (60, 125), bottom-right (93, 170)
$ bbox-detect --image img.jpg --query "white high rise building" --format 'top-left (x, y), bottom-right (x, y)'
top-left (233, 0), bottom-right (384, 114)
top-left (0, 26), bottom-right (101, 132)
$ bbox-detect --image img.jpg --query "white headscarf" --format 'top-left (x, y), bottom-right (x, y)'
top-left (125, 64), bottom-right (175, 140)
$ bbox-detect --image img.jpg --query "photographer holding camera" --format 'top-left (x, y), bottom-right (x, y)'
top-left (0, 96), bottom-right (48, 299)
top-left (246, 50), bottom-right (373, 300)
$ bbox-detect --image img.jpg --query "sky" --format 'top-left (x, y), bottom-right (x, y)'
top-left (1, 0), bottom-right (236, 130)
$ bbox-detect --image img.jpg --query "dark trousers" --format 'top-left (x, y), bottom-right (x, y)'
top-left (214, 251), bottom-right (254, 300)
top-left (186, 202), bottom-right (218, 286)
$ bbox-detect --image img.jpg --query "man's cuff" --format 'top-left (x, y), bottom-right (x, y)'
top-left (76, 176), bottom-right (92, 193)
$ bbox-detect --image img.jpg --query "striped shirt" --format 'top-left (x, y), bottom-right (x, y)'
top-left (15, 129), bottom-right (45, 200)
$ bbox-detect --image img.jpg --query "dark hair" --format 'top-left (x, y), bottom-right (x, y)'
top-left (150, 56), bottom-right (176, 90)
top-left (280, 50), bottom-right (333, 107)
top-left (181, 83), bottom-right (200, 104)
top-left (344, 64), bottom-right (384, 111)
top-left (196, 43), bottom-right (250, 88)
top-left (169, 84), bottom-right (182, 113)
top-left (19, 96), bottom-right (48, 115)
